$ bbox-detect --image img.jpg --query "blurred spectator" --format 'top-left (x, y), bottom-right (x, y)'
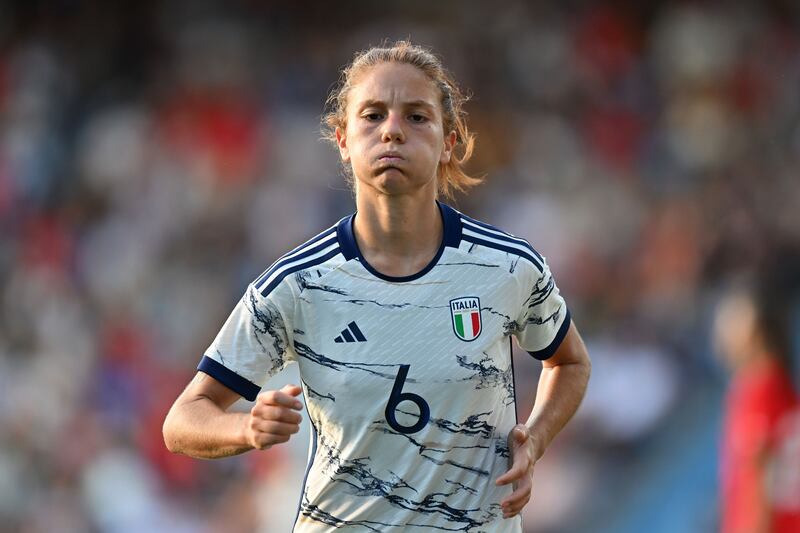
top-left (714, 263), bottom-right (800, 533)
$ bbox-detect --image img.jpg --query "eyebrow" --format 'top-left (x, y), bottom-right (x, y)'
top-left (357, 99), bottom-right (437, 112)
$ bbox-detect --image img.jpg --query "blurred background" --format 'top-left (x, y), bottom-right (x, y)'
top-left (1, 0), bottom-right (800, 532)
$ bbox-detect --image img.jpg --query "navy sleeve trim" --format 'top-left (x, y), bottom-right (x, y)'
top-left (197, 355), bottom-right (261, 401)
top-left (527, 309), bottom-right (572, 361)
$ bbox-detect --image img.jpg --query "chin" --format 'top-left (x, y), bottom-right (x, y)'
top-left (354, 167), bottom-right (435, 197)
top-left (384, 175), bottom-right (438, 197)
top-left (363, 168), bottom-right (407, 191)
top-left (374, 179), bottom-right (413, 196)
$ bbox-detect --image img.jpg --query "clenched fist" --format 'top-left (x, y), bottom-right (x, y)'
top-left (245, 384), bottom-right (304, 450)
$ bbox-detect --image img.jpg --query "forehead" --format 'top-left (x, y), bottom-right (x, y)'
top-left (347, 62), bottom-right (440, 111)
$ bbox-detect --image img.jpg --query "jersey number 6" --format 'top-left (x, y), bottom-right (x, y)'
top-left (385, 364), bottom-right (431, 434)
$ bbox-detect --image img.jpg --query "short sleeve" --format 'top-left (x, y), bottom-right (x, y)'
top-left (197, 283), bottom-right (296, 400)
top-left (513, 259), bottom-right (571, 360)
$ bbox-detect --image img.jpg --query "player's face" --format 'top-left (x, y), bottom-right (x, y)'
top-left (336, 62), bottom-right (456, 197)
top-left (713, 293), bottom-right (759, 369)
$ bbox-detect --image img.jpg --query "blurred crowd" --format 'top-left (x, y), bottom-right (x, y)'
top-left (1, 1), bottom-right (799, 532)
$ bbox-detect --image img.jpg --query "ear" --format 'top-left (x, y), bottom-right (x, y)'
top-left (440, 130), bottom-right (457, 165)
top-left (335, 127), bottom-right (350, 162)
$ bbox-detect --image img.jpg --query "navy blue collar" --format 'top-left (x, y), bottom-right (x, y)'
top-left (336, 201), bottom-right (463, 282)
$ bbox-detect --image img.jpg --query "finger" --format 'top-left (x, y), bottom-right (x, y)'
top-left (502, 494), bottom-right (531, 518)
top-left (253, 405), bottom-right (303, 424)
top-left (500, 477), bottom-right (532, 508)
top-left (495, 453), bottom-right (529, 486)
top-left (280, 384), bottom-right (303, 397)
top-left (251, 433), bottom-right (291, 449)
top-left (251, 420), bottom-right (301, 436)
top-left (503, 501), bottom-right (527, 519)
top-left (259, 388), bottom-right (303, 410)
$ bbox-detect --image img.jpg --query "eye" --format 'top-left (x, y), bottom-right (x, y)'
top-left (363, 112), bottom-right (383, 121)
top-left (409, 114), bottom-right (427, 123)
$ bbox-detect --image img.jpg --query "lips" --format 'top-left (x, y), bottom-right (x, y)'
top-left (377, 151), bottom-right (404, 162)
top-left (374, 152), bottom-right (405, 174)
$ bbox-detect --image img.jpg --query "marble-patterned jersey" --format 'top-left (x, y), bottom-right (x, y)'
top-left (198, 202), bottom-right (571, 533)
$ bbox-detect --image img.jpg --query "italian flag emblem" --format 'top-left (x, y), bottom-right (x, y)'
top-left (450, 297), bottom-right (482, 342)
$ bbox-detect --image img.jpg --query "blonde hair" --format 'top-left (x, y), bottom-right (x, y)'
top-left (322, 41), bottom-right (482, 199)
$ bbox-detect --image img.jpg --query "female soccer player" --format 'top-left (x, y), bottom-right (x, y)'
top-left (163, 41), bottom-right (591, 532)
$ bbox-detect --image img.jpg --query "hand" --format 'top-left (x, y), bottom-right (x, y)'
top-left (495, 424), bottom-right (538, 519)
top-left (244, 384), bottom-right (303, 450)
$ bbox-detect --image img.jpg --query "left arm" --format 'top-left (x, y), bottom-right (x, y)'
top-left (496, 322), bottom-right (591, 518)
top-left (525, 321), bottom-right (591, 457)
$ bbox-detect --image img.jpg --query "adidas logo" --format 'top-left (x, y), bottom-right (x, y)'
top-left (334, 321), bottom-right (367, 343)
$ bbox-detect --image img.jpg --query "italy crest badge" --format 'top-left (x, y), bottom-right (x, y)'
top-left (450, 297), bottom-right (482, 342)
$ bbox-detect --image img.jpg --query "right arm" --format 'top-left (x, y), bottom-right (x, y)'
top-left (163, 372), bottom-right (303, 459)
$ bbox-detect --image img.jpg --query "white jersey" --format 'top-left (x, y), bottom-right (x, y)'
top-left (199, 202), bottom-right (571, 533)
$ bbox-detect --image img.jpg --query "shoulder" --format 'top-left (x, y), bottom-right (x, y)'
top-left (452, 207), bottom-right (546, 276)
top-left (251, 219), bottom-right (348, 298)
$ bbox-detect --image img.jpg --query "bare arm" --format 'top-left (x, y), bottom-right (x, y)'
top-left (526, 321), bottom-right (591, 457)
top-left (162, 372), bottom-right (303, 459)
top-left (496, 322), bottom-right (591, 518)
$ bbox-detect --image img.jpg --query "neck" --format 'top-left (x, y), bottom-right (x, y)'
top-left (353, 184), bottom-right (443, 277)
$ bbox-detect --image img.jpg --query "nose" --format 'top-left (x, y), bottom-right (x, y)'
top-left (380, 111), bottom-right (405, 143)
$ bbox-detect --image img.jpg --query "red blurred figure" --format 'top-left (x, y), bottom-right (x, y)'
top-left (715, 286), bottom-right (800, 533)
